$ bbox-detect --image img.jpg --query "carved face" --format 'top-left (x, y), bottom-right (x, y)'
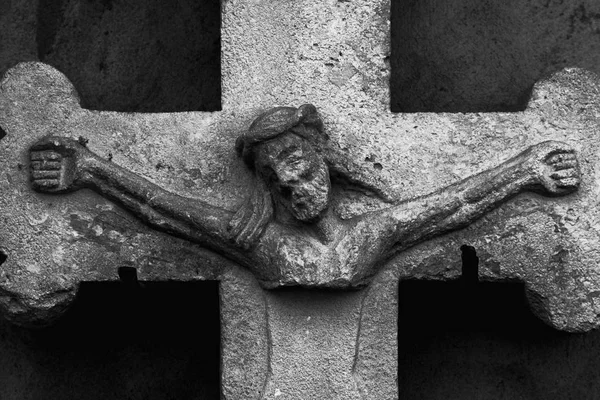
top-left (255, 133), bottom-right (331, 222)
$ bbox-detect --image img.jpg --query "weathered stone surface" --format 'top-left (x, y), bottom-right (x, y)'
top-left (220, 267), bottom-right (270, 400)
top-left (389, 69), bottom-right (600, 333)
top-left (3, 63), bottom-right (600, 329)
top-left (263, 290), bottom-right (364, 399)
top-left (3, 60), bottom-right (600, 398)
top-left (3, 0), bottom-right (600, 398)
top-left (24, 99), bottom-right (582, 292)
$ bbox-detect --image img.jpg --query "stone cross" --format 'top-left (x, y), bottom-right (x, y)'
top-left (2, 0), bottom-right (600, 399)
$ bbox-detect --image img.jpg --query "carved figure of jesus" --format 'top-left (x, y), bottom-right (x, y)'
top-left (29, 104), bottom-right (580, 288)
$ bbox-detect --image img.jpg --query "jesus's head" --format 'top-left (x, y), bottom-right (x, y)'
top-left (236, 104), bottom-right (330, 222)
top-left (253, 130), bottom-right (330, 221)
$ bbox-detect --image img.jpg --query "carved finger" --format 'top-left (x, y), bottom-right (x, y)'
top-left (31, 151), bottom-right (62, 162)
top-left (551, 169), bottom-right (578, 180)
top-left (30, 151), bottom-right (45, 161)
top-left (547, 152), bottom-right (576, 164)
top-left (32, 170), bottom-right (61, 179)
top-left (44, 152), bottom-right (62, 161)
top-left (556, 177), bottom-right (580, 188)
top-left (549, 159), bottom-right (578, 170)
top-left (32, 179), bottom-right (59, 190)
top-left (31, 160), bottom-right (62, 170)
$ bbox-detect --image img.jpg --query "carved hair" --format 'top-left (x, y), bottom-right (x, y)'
top-left (227, 176), bottom-right (273, 250)
top-left (235, 104), bottom-right (327, 168)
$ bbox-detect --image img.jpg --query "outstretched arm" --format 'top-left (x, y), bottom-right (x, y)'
top-left (364, 141), bottom-right (580, 257)
top-left (29, 137), bottom-right (239, 252)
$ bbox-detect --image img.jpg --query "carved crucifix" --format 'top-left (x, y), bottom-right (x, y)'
top-left (29, 105), bottom-right (579, 288)
top-left (2, 0), bottom-right (600, 398)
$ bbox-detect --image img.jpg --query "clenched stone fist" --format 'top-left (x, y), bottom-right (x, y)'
top-left (30, 136), bottom-right (90, 193)
top-left (525, 140), bottom-right (581, 196)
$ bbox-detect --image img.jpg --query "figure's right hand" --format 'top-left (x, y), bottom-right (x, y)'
top-left (525, 140), bottom-right (581, 196)
top-left (30, 136), bottom-right (89, 193)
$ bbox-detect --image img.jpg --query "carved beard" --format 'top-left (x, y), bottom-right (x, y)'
top-left (287, 166), bottom-right (331, 222)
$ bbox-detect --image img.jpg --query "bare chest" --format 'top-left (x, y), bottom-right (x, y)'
top-left (252, 222), bottom-right (379, 288)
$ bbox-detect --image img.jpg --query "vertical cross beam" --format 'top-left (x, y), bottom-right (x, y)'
top-left (218, 0), bottom-right (600, 396)
top-left (220, 0), bottom-right (399, 397)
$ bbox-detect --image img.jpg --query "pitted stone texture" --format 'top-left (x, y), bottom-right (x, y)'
top-left (221, 0), bottom-right (390, 114)
top-left (254, 284), bottom-right (397, 400)
top-left (220, 268), bottom-right (270, 400)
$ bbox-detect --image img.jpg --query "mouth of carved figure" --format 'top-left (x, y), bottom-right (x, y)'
top-left (278, 170), bottom-right (330, 221)
top-left (291, 193), bottom-right (327, 221)
top-left (292, 203), bottom-right (316, 221)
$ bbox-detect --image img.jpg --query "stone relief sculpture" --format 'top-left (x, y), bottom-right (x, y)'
top-left (29, 104), bottom-right (580, 288)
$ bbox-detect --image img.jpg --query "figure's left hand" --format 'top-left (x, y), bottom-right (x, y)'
top-left (527, 141), bottom-right (580, 196)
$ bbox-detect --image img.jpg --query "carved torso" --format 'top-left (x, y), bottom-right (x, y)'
top-left (249, 213), bottom-right (391, 288)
